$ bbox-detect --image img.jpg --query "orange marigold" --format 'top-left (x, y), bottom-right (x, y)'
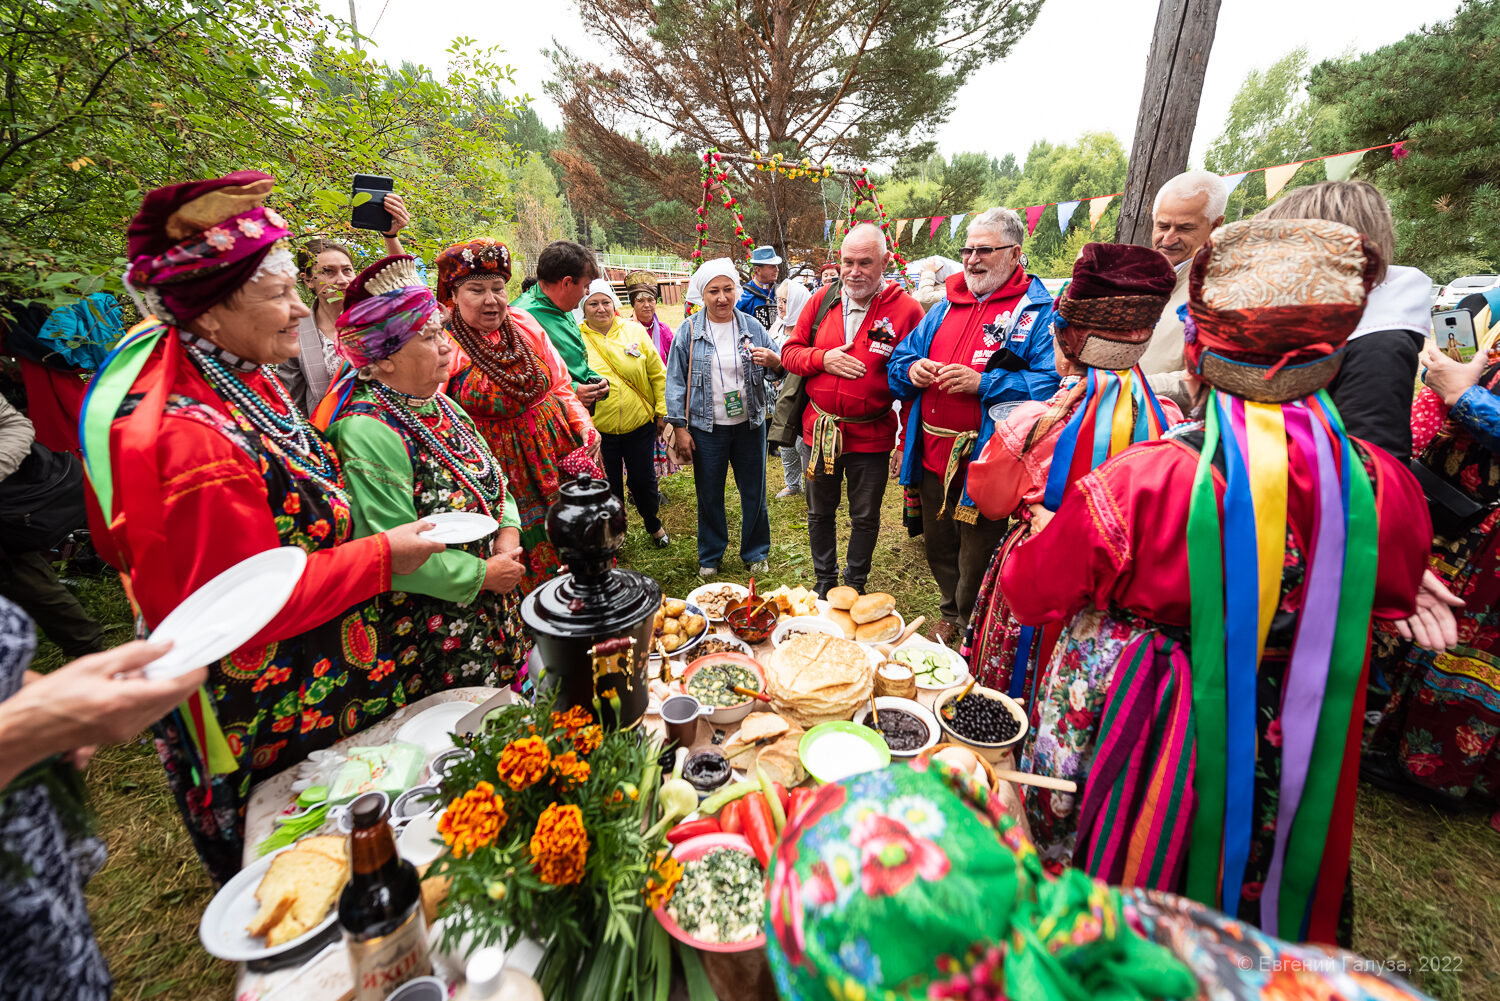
top-left (497, 735), bottom-right (551, 791)
top-left (572, 724), bottom-right (603, 756)
top-left (529, 803), bottom-right (589, 886)
top-left (642, 852), bottom-right (684, 909)
top-left (436, 780), bottom-right (508, 858)
top-left (550, 705), bottom-right (594, 734)
top-left (551, 751), bottom-right (591, 789)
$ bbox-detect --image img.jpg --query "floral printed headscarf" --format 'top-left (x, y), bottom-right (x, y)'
top-left (765, 761), bottom-right (1198, 1001)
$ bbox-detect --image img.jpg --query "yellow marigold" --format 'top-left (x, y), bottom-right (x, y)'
top-left (572, 724), bottom-right (603, 756)
top-left (551, 751), bottom-right (591, 789)
top-left (436, 780), bottom-right (508, 858)
top-left (551, 705), bottom-right (594, 735)
top-left (642, 852), bottom-right (684, 909)
top-left (529, 803), bottom-right (589, 886)
top-left (497, 735), bottom-right (551, 792)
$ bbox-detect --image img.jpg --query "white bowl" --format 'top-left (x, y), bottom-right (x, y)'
top-left (852, 697), bottom-right (941, 757)
top-left (772, 615), bottom-right (842, 646)
top-left (889, 638), bottom-right (969, 706)
top-left (398, 811), bottom-right (444, 866)
top-left (933, 685), bottom-right (1028, 765)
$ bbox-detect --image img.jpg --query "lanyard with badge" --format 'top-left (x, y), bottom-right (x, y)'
top-left (714, 323), bottom-right (747, 418)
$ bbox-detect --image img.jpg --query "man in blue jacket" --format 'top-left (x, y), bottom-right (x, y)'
top-left (888, 208), bottom-right (1058, 646)
top-left (738, 246), bottom-right (781, 330)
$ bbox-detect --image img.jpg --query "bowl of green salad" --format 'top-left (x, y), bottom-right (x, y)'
top-left (890, 639), bottom-right (970, 708)
top-left (655, 832), bottom-right (766, 953)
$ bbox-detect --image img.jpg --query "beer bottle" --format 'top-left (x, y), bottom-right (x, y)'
top-left (339, 792), bottom-right (432, 999)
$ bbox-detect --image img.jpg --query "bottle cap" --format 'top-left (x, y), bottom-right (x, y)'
top-left (349, 791), bottom-right (391, 829)
top-left (465, 947), bottom-right (506, 998)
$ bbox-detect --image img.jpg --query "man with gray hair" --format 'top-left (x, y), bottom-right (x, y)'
top-left (889, 208), bottom-right (1058, 646)
top-left (782, 222), bottom-right (924, 598)
top-left (1139, 170), bottom-right (1228, 406)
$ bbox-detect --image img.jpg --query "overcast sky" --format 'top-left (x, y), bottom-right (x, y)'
top-left (326, 0), bottom-right (1455, 170)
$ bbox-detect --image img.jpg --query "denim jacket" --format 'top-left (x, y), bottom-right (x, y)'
top-left (665, 309), bottom-right (779, 432)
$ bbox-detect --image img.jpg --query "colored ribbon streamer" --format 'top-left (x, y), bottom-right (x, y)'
top-left (1244, 401), bottom-right (1288, 662)
top-left (1041, 367), bottom-right (1169, 512)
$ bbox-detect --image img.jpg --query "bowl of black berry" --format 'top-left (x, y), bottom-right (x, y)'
top-left (933, 684), bottom-right (1027, 764)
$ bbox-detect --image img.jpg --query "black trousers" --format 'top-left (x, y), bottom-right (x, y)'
top-left (601, 421), bottom-right (663, 535)
top-left (0, 551), bottom-right (104, 657)
top-left (918, 468), bottom-right (1008, 628)
top-left (806, 450), bottom-right (889, 590)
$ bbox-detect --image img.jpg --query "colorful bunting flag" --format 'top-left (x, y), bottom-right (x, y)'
top-left (912, 218), bottom-right (927, 238)
top-left (897, 219), bottom-right (911, 242)
top-left (950, 214), bottom-right (966, 239)
top-left (1264, 162), bottom-right (1301, 200)
top-left (1322, 151), bottom-right (1364, 183)
top-left (1088, 195), bottom-right (1115, 230)
top-left (1057, 200), bottom-right (1080, 236)
top-left (1222, 173), bottom-right (1248, 198)
top-left (929, 216), bottom-right (944, 239)
top-left (1025, 205), bottom-right (1045, 236)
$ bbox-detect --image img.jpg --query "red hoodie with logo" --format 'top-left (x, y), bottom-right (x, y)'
top-left (781, 281), bottom-right (925, 453)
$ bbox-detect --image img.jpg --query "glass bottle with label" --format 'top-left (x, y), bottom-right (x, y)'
top-left (339, 791), bottom-right (432, 1000)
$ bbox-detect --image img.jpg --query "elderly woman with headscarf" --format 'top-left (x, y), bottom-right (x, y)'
top-left (579, 278), bottom-right (670, 547)
top-left (78, 172), bottom-right (443, 881)
top-left (436, 238), bottom-right (601, 594)
top-left (665, 257), bottom-right (783, 577)
top-left (769, 278), bottom-right (812, 498)
top-left (318, 255), bottom-right (529, 694)
top-left (1000, 220), bottom-right (1430, 943)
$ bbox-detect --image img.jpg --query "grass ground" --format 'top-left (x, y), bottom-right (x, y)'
top-left (51, 398), bottom-right (1499, 999)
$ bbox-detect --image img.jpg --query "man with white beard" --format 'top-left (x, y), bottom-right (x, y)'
top-left (889, 208), bottom-right (1058, 646)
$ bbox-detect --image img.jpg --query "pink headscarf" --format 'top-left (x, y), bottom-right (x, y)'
top-left (334, 286), bottom-right (440, 369)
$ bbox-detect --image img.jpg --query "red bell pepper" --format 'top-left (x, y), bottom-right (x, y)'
top-left (719, 799), bottom-right (744, 835)
top-left (666, 818), bottom-right (721, 844)
top-left (742, 792), bottom-right (776, 868)
top-left (788, 787), bottom-right (814, 825)
top-left (773, 781), bottom-right (789, 813)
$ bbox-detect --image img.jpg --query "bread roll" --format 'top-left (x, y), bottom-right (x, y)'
top-left (826, 608), bottom-right (857, 639)
top-left (850, 591), bottom-right (896, 624)
top-left (856, 614), bottom-right (901, 643)
top-left (826, 585), bottom-right (859, 610)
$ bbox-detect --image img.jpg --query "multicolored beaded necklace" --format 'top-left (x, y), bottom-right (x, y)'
top-left (185, 343), bottom-right (348, 502)
top-left (370, 382), bottom-right (503, 516)
top-left (447, 306), bottom-right (550, 406)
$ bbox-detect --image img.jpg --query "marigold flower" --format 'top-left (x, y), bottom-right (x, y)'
top-left (551, 751), bottom-right (591, 789)
top-left (530, 803), bottom-right (589, 886)
top-left (497, 735), bottom-right (551, 791)
top-left (550, 705), bottom-right (594, 735)
top-left (572, 724), bottom-right (603, 756)
top-left (437, 780), bottom-right (508, 858)
top-left (642, 852), bottom-right (684, 909)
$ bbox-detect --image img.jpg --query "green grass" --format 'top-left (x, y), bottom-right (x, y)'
top-left (50, 457), bottom-right (1500, 1000)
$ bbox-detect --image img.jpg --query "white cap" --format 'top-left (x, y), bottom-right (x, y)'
top-left (465, 947), bottom-right (506, 999)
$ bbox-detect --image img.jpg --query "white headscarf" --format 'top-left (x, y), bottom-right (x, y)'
top-left (779, 278), bottom-right (811, 326)
top-left (583, 278), bottom-right (620, 309)
top-left (690, 257), bottom-right (741, 308)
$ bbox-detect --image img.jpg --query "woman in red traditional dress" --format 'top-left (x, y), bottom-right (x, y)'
top-left (436, 239), bottom-right (601, 593)
top-left (79, 172), bottom-right (443, 882)
top-left (1001, 220), bottom-right (1430, 945)
top-left (963, 243), bottom-right (1181, 705)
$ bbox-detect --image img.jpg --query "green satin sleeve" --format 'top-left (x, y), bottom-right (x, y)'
top-left (500, 490), bottom-right (520, 531)
top-left (328, 413), bottom-right (486, 604)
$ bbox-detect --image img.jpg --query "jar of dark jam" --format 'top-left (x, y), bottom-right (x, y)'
top-left (683, 748), bottom-right (731, 797)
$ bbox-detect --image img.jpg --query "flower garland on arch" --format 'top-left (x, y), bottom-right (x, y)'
top-left (691, 148), bottom-right (910, 280)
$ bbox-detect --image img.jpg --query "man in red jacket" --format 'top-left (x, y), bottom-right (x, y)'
top-left (782, 223), bottom-right (924, 598)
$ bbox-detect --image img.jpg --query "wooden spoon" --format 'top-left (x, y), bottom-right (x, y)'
top-left (992, 767), bottom-right (1078, 794)
top-left (874, 615), bottom-right (926, 657)
top-left (732, 685), bottom-right (772, 704)
top-left (868, 694), bottom-right (880, 726)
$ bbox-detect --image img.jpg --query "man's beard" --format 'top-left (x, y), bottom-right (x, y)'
top-left (964, 265), bottom-right (1009, 298)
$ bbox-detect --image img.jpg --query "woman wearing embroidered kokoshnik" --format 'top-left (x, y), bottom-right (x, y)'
top-left (437, 238), bottom-right (602, 594)
top-left (1000, 220), bottom-right (1430, 943)
top-left (78, 172), bottom-right (443, 882)
top-left (318, 255), bottom-right (530, 694)
top-left (964, 244), bottom-right (1182, 705)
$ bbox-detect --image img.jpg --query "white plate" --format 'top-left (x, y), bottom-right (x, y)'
top-left (649, 601), bottom-right (708, 661)
top-left (398, 810), bottom-right (445, 866)
top-left (684, 634), bottom-right (753, 659)
top-left (686, 582), bottom-right (749, 622)
top-left (144, 547), bottom-right (308, 680)
top-left (198, 845), bottom-right (339, 962)
top-left (892, 637), bottom-right (970, 690)
top-left (419, 511), bottom-right (499, 545)
top-left (395, 702), bottom-right (474, 757)
top-left (771, 616), bottom-right (843, 647)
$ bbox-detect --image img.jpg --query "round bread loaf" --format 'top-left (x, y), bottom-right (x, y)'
top-left (850, 591), bottom-right (896, 624)
top-left (855, 614), bottom-right (901, 643)
top-left (826, 608), bottom-right (857, 639)
top-left (826, 585), bottom-right (859, 610)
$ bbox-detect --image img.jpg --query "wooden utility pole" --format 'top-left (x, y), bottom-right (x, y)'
top-left (348, 0), bottom-right (361, 50)
top-left (1115, 0), bottom-right (1222, 246)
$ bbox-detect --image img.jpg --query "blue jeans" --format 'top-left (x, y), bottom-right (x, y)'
top-left (690, 421), bottom-right (771, 568)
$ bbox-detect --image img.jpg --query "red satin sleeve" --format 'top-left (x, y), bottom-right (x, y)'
top-left (1364, 442), bottom-right (1429, 620)
top-left (113, 413), bottom-right (391, 636)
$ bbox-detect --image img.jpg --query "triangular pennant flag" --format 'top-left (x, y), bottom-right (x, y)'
top-left (1057, 200), bottom-right (1080, 235)
top-left (1221, 173), bottom-right (1248, 198)
top-left (950, 214), bottom-right (966, 239)
top-left (1025, 205), bottom-right (1045, 236)
top-left (1088, 195), bottom-right (1115, 230)
top-left (929, 216), bottom-right (944, 238)
top-left (1264, 161), bottom-right (1301, 200)
top-left (1322, 151), bottom-right (1364, 183)
top-left (912, 218), bottom-right (927, 237)
top-left (894, 219), bottom-right (907, 242)
top-left (824, 219), bottom-right (832, 240)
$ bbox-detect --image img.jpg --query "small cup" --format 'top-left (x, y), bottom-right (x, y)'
top-left (661, 694), bottom-right (705, 748)
top-left (386, 976), bottom-right (447, 1001)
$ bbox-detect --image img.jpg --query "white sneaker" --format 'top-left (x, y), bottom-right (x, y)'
top-left (746, 561), bottom-right (769, 573)
top-left (699, 565), bottom-right (718, 578)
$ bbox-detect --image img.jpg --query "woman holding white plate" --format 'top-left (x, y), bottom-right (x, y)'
top-left (321, 255), bottom-right (529, 694)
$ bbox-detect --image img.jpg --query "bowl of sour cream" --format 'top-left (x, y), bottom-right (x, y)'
top-left (798, 721), bottom-right (892, 784)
